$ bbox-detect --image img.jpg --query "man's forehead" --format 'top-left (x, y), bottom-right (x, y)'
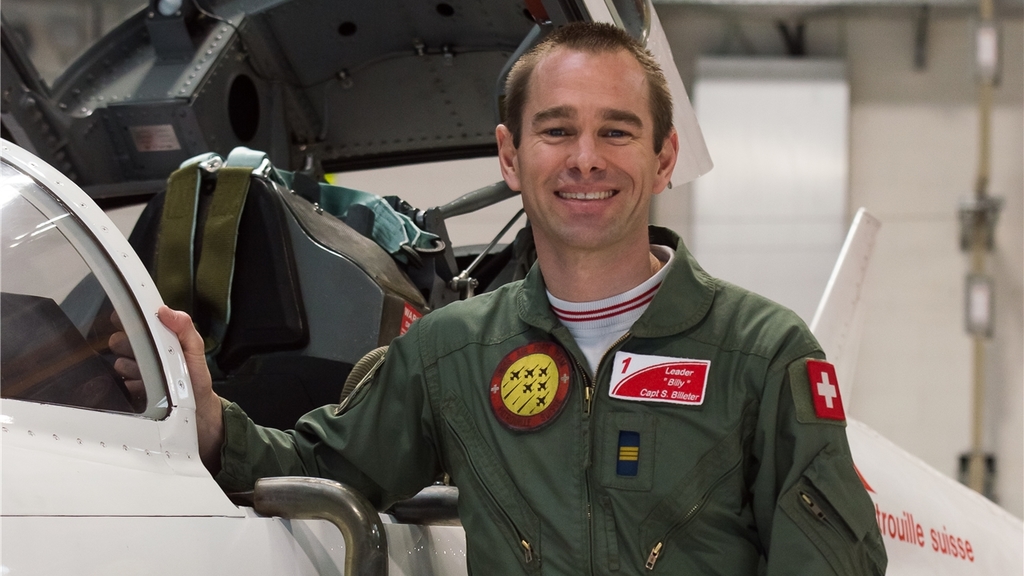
top-left (532, 46), bottom-right (643, 79)
top-left (525, 47), bottom-right (649, 108)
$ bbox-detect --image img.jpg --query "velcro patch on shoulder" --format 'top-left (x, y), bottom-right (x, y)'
top-left (788, 358), bottom-right (846, 427)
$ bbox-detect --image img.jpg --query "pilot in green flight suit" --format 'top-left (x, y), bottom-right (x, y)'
top-left (215, 226), bottom-right (886, 575)
top-left (155, 21), bottom-right (886, 576)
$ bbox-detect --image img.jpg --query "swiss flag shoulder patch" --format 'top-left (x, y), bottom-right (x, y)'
top-left (805, 359), bottom-right (845, 421)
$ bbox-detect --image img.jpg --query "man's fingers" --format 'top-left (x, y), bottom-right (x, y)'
top-left (114, 356), bottom-right (143, 381)
top-left (156, 306), bottom-right (206, 358)
top-left (155, 306), bottom-right (222, 473)
top-left (108, 330), bottom-right (135, 359)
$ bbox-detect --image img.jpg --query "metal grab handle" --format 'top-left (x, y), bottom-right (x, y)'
top-left (387, 485), bottom-right (461, 526)
top-left (435, 181), bottom-right (519, 220)
top-left (254, 476), bottom-right (389, 576)
top-left (450, 208), bottom-right (525, 298)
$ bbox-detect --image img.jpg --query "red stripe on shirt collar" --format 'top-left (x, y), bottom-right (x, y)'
top-left (551, 283), bottom-right (662, 322)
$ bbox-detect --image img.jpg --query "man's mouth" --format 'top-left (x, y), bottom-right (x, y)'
top-left (556, 189), bottom-right (618, 200)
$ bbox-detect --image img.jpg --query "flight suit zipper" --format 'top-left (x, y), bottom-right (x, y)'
top-left (644, 458), bottom-right (742, 570)
top-left (782, 481), bottom-right (865, 576)
top-left (799, 488), bottom-right (854, 545)
top-left (644, 495), bottom-right (703, 570)
top-left (521, 539), bottom-right (534, 563)
top-left (572, 355), bottom-right (593, 415)
top-left (569, 354), bottom-right (596, 575)
top-left (801, 491), bottom-right (828, 522)
top-left (585, 332), bottom-right (631, 414)
top-left (576, 333), bottom-right (632, 574)
top-left (442, 416), bottom-right (538, 569)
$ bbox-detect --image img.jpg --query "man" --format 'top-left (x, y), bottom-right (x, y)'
top-left (149, 22), bottom-right (885, 575)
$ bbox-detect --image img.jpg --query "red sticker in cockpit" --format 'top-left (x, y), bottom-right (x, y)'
top-left (400, 303), bottom-right (422, 335)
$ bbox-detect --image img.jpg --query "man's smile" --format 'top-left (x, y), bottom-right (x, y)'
top-left (555, 189), bottom-right (619, 200)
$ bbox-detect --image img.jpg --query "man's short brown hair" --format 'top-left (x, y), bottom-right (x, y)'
top-left (502, 22), bottom-right (674, 153)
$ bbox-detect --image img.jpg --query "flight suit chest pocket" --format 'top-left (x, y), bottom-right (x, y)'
top-left (780, 449), bottom-right (886, 576)
top-left (636, 403), bottom-right (756, 570)
top-left (598, 413), bottom-right (657, 491)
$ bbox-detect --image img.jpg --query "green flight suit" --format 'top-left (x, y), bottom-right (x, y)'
top-left (216, 226), bottom-right (886, 575)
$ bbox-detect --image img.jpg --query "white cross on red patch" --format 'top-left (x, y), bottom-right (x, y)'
top-left (817, 372), bottom-right (837, 408)
top-left (806, 359), bottom-right (845, 421)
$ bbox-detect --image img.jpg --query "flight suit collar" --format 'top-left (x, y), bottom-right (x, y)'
top-left (517, 226), bottom-right (717, 339)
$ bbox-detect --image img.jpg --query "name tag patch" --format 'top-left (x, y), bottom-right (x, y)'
top-left (609, 352), bottom-right (710, 406)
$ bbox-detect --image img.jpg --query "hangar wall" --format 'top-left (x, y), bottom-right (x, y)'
top-left (654, 7), bottom-right (1024, 518)
top-left (687, 57), bottom-right (850, 324)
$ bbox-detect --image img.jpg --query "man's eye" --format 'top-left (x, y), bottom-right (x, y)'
top-left (605, 129), bottom-right (628, 138)
top-left (545, 128), bottom-right (567, 137)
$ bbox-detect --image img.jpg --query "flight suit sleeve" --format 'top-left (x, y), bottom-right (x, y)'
top-left (215, 321), bottom-right (442, 509)
top-left (752, 348), bottom-right (887, 576)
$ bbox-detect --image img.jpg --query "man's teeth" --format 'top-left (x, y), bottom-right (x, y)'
top-left (557, 190), bottom-right (615, 200)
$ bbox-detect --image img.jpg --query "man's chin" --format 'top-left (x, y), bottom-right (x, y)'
top-left (538, 227), bottom-right (625, 254)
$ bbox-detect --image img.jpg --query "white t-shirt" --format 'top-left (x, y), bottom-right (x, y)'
top-left (546, 245), bottom-right (674, 375)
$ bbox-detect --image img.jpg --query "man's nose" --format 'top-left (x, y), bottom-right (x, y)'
top-left (566, 134), bottom-right (606, 174)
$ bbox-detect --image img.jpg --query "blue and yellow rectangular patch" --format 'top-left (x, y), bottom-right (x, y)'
top-left (616, 430), bottom-right (640, 476)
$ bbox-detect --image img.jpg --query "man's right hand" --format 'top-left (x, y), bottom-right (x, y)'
top-left (157, 306), bottom-right (225, 474)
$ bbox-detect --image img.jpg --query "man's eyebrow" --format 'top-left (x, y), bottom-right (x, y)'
top-left (531, 105), bottom-right (575, 126)
top-left (529, 106), bottom-right (644, 129)
top-left (602, 109), bottom-right (643, 128)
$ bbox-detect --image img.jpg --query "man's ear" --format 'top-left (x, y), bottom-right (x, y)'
top-left (653, 128), bottom-right (680, 196)
top-left (496, 124), bottom-right (522, 192)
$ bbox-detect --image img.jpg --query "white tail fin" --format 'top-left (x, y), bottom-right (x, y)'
top-left (810, 208), bottom-right (881, 410)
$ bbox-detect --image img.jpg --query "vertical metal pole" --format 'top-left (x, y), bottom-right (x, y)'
top-left (968, 233), bottom-right (986, 493)
top-left (967, 0), bottom-right (996, 495)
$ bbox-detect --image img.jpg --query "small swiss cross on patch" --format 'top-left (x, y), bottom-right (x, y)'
top-left (806, 360), bottom-right (845, 421)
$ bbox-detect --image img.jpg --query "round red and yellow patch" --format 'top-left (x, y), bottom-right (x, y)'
top-left (489, 341), bottom-right (571, 431)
